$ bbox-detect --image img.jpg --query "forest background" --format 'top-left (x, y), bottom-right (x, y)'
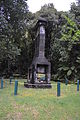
top-left (0, 0), bottom-right (80, 81)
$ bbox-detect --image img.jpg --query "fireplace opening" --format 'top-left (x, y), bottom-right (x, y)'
top-left (36, 64), bottom-right (48, 83)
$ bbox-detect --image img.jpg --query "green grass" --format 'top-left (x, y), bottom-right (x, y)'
top-left (0, 79), bottom-right (80, 120)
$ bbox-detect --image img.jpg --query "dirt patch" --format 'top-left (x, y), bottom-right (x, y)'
top-left (6, 112), bottom-right (22, 120)
top-left (32, 108), bottom-right (39, 120)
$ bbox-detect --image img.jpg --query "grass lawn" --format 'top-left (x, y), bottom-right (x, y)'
top-left (0, 79), bottom-right (80, 120)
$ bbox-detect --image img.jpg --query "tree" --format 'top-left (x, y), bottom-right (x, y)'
top-left (0, 0), bottom-right (29, 76)
top-left (70, 1), bottom-right (80, 25)
top-left (58, 15), bottom-right (80, 80)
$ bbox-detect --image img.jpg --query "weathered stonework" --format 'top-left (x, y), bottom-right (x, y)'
top-left (24, 17), bottom-right (51, 88)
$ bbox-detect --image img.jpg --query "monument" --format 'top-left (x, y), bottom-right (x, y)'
top-left (24, 17), bottom-right (51, 88)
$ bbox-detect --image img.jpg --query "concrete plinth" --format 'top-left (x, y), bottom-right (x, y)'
top-left (24, 82), bottom-right (52, 88)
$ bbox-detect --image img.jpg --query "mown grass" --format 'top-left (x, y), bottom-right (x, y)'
top-left (0, 79), bottom-right (80, 120)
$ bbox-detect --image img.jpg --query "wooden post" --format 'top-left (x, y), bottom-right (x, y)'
top-left (57, 82), bottom-right (60, 97)
top-left (65, 78), bottom-right (68, 85)
top-left (1, 78), bottom-right (3, 89)
top-left (77, 80), bottom-right (79, 91)
top-left (10, 77), bottom-right (12, 84)
top-left (14, 80), bottom-right (18, 95)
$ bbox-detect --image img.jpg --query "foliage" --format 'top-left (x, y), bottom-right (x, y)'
top-left (61, 16), bottom-right (80, 42)
top-left (0, 1), bottom-right (80, 81)
top-left (57, 15), bottom-right (80, 80)
top-left (0, 0), bottom-right (29, 75)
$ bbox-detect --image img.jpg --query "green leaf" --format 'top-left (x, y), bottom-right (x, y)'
top-left (63, 67), bottom-right (69, 71)
top-left (67, 70), bottom-right (72, 76)
top-left (76, 60), bottom-right (80, 63)
top-left (71, 66), bottom-right (75, 70)
top-left (58, 67), bottom-right (69, 71)
top-left (58, 67), bottom-right (63, 71)
top-left (77, 57), bottom-right (80, 60)
top-left (75, 69), bottom-right (77, 73)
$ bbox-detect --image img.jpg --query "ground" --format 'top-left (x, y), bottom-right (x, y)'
top-left (0, 79), bottom-right (80, 120)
